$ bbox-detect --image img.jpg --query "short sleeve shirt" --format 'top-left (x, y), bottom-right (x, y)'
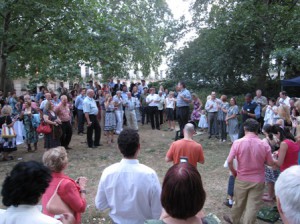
top-left (166, 139), bottom-right (204, 167)
top-left (83, 97), bottom-right (98, 115)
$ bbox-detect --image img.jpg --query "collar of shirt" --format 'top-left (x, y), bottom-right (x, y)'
top-left (120, 158), bottom-right (139, 165)
top-left (244, 132), bottom-right (259, 139)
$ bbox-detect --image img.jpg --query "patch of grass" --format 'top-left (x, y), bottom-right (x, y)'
top-left (0, 124), bottom-right (275, 223)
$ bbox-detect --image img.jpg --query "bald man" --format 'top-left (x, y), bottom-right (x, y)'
top-left (165, 123), bottom-right (205, 167)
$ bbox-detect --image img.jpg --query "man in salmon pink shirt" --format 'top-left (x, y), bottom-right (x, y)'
top-left (225, 119), bottom-right (274, 224)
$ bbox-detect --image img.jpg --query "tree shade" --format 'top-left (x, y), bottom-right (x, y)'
top-left (281, 76), bottom-right (300, 87)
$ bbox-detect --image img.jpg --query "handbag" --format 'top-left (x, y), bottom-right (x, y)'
top-left (46, 179), bottom-right (73, 215)
top-left (37, 121), bottom-right (52, 134)
top-left (1, 117), bottom-right (16, 138)
top-left (257, 206), bottom-right (280, 223)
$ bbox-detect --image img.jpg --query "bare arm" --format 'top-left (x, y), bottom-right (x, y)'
top-left (228, 160), bottom-right (237, 177)
top-left (274, 142), bottom-right (288, 167)
top-left (165, 156), bottom-right (172, 162)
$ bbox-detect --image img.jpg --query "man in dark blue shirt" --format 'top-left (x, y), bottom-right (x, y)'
top-left (238, 93), bottom-right (260, 138)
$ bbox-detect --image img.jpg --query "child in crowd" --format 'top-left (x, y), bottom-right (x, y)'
top-left (223, 158), bottom-right (238, 208)
top-left (165, 91), bottom-right (176, 131)
top-left (198, 110), bottom-right (208, 131)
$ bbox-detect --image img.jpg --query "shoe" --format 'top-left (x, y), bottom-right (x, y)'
top-left (208, 135), bottom-right (212, 139)
top-left (65, 147), bottom-right (72, 150)
top-left (78, 133), bottom-right (83, 136)
top-left (88, 146), bottom-right (96, 149)
top-left (94, 144), bottom-right (103, 147)
top-left (262, 195), bottom-right (274, 202)
top-left (223, 140), bottom-right (226, 142)
top-left (215, 136), bottom-right (219, 139)
top-left (223, 201), bottom-right (233, 208)
top-left (156, 128), bottom-right (160, 130)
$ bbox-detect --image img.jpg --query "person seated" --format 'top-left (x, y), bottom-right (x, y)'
top-left (145, 162), bottom-right (206, 224)
top-left (0, 161), bottom-right (74, 224)
top-left (165, 123), bottom-right (205, 167)
top-left (275, 165), bottom-right (300, 224)
top-left (95, 129), bottom-right (162, 224)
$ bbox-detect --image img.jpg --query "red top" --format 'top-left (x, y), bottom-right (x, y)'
top-left (280, 139), bottom-right (300, 172)
top-left (42, 172), bottom-right (86, 223)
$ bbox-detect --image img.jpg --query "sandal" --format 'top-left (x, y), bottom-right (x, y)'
top-left (262, 195), bottom-right (274, 202)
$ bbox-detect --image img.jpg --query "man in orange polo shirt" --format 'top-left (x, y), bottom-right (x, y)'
top-left (165, 123), bottom-right (205, 167)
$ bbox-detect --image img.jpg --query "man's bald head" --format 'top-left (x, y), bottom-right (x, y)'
top-left (184, 123), bottom-right (195, 137)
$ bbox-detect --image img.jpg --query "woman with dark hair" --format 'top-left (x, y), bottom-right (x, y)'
top-left (0, 161), bottom-right (74, 224)
top-left (272, 124), bottom-right (299, 172)
top-left (263, 98), bottom-right (277, 126)
top-left (43, 101), bottom-right (62, 149)
top-left (145, 163), bottom-right (206, 224)
top-left (261, 124), bottom-right (280, 202)
top-left (225, 97), bottom-right (239, 143)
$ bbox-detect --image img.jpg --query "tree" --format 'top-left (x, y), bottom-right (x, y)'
top-left (0, 0), bottom-right (183, 93)
top-left (169, 0), bottom-right (300, 95)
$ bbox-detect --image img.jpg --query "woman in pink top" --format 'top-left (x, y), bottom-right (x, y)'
top-left (42, 147), bottom-right (87, 223)
top-left (272, 125), bottom-right (299, 172)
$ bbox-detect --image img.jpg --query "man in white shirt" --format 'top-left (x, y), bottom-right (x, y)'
top-left (278, 91), bottom-right (291, 107)
top-left (146, 88), bottom-right (161, 130)
top-left (205, 91), bottom-right (220, 139)
top-left (95, 129), bottom-right (162, 224)
top-left (40, 93), bottom-right (52, 110)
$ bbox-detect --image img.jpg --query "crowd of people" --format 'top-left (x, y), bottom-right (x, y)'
top-left (0, 79), bottom-right (300, 224)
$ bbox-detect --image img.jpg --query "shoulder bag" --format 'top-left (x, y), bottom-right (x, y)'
top-left (46, 179), bottom-right (73, 215)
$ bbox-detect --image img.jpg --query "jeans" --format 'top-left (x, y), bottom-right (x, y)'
top-left (60, 121), bottom-right (73, 148)
top-left (115, 110), bottom-right (123, 134)
top-left (77, 109), bottom-right (85, 133)
top-left (208, 112), bottom-right (218, 136)
top-left (227, 175), bottom-right (235, 197)
top-left (87, 115), bottom-right (101, 147)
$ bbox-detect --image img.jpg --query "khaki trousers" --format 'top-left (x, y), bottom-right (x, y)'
top-left (232, 179), bottom-right (264, 224)
top-left (125, 110), bottom-right (138, 131)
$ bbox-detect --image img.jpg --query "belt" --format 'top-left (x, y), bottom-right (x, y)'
top-left (208, 111), bottom-right (218, 113)
top-left (77, 109), bottom-right (83, 111)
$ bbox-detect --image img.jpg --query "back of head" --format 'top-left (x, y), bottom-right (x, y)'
top-left (275, 165), bottom-right (300, 224)
top-left (161, 163), bottom-right (206, 220)
top-left (118, 129), bottom-right (140, 158)
top-left (184, 123), bottom-right (195, 137)
top-left (1, 161), bottom-right (52, 207)
top-left (43, 147), bottom-right (68, 173)
top-left (243, 118), bottom-right (259, 133)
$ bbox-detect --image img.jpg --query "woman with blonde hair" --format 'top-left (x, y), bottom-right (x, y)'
top-left (42, 147), bottom-right (87, 224)
top-left (165, 91), bottom-right (176, 131)
top-left (43, 101), bottom-right (62, 149)
top-left (277, 105), bottom-right (292, 127)
top-left (191, 93), bottom-right (202, 122)
top-left (104, 94), bottom-right (116, 145)
top-left (0, 105), bottom-right (17, 161)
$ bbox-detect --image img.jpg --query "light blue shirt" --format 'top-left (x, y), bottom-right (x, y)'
top-left (176, 88), bottom-right (191, 107)
top-left (83, 97), bottom-right (98, 115)
top-left (124, 97), bottom-right (136, 111)
top-left (121, 91), bottom-right (128, 101)
top-left (113, 95), bottom-right (123, 111)
top-left (51, 99), bottom-right (61, 107)
top-left (75, 95), bottom-right (86, 110)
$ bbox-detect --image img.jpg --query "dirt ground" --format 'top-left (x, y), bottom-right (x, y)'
top-left (0, 123), bottom-right (276, 223)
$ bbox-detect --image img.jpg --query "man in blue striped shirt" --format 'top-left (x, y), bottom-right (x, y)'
top-left (176, 81), bottom-right (192, 138)
top-left (75, 88), bottom-right (86, 135)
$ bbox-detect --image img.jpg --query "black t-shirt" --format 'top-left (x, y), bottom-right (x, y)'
top-left (0, 116), bottom-right (12, 128)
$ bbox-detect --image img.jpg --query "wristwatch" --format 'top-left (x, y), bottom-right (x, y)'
top-left (80, 189), bottom-right (87, 194)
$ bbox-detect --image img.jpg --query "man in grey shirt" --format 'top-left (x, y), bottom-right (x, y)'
top-left (205, 91), bottom-right (220, 139)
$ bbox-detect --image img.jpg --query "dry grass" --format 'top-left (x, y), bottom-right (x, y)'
top-left (0, 124), bottom-right (276, 223)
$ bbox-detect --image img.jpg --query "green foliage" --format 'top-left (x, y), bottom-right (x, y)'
top-left (169, 0), bottom-right (300, 96)
top-left (0, 0), bottom-right (183, 91)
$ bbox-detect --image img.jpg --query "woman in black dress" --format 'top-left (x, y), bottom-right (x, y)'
top-left (43, 101), bottom-right (62, 149)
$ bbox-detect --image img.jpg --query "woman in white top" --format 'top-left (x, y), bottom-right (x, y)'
top-left (263, 98), bottom-right (277, 126)
top-left (165, 91), bottom-right (176, 131)
top-left (0, 161), bottom-right (74, 224)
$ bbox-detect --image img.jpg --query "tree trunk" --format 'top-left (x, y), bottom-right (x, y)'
top-left (0, 56), bottom-right (7, 93)
top-left (0, 11), bottom-right (11, 95)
